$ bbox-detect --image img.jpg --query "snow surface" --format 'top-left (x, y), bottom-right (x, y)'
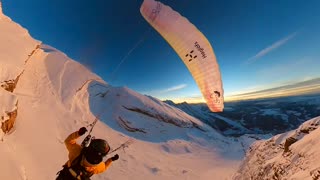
top-left (261, 108), bottom-right (289, 122)
top-left (234, 116), bottom-right (320, 180)
top-left (2, 5), bottom-right (319, 180)
top-left (0, 10), bottom-right (40, 82)
top-left (0, 8), bottom-right (252, 180)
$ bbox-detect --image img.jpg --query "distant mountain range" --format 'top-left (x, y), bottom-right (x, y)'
top-left (164, 94), bottom-right (320, 136)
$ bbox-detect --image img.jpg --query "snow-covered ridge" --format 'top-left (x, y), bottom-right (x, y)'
top-left (0, 3), bottom-right (211, 138)
top-left (86, 82), bottom-right (216, 141)
top-left (0, 6), bottom-right (41, 138)
top-left (0, 7), bottom-right (249, 180)
top-left (234, 116), bottom-right (320, 180)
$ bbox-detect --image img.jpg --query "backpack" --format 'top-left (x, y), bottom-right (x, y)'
top-left (56, 149), bottom-right (93, 180)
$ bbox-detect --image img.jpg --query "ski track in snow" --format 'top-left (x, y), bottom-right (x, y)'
top-left (20, 166), bottom-right (28, 180)
top-left (58, 60), bottom-right (70, 100)
top-left (2, 142), bottom-right (28, 180)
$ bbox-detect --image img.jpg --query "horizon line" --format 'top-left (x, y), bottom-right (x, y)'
top-left (163, 77), bottom-right (320, 104)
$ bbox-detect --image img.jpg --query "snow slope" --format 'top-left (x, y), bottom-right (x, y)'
top-left (0, 6), bottom-right (249, 180)
top-left (233, 116), bottom-right (320, 180)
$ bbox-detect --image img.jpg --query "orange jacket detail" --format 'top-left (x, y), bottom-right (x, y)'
top-left (64, 131), bottom-right (113, 174)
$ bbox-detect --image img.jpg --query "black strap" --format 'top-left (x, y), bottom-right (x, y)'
top-left (56, 150), bottom-right (93, 180)
top-left (69, 149), bottom-right (93, 179)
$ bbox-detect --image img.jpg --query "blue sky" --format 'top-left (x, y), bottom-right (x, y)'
top-left (3, 0), bottom-right (320, 102)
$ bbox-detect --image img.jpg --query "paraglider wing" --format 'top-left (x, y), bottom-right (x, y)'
top-left (140, 0), bottom-right (224, 112)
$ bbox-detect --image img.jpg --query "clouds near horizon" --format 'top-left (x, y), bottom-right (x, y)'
top-left (225, 78), bottom-right (320, 101)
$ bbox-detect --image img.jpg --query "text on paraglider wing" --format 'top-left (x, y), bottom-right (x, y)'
top-left (185, 42), bottom-right (207, 62)
top-left (150, 2), bottom-right (162, 22)
top-left (194, 42), bottom-right (207, 59)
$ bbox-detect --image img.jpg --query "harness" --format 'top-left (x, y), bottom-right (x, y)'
top-left (57, 149), bottom-right (93, 180)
